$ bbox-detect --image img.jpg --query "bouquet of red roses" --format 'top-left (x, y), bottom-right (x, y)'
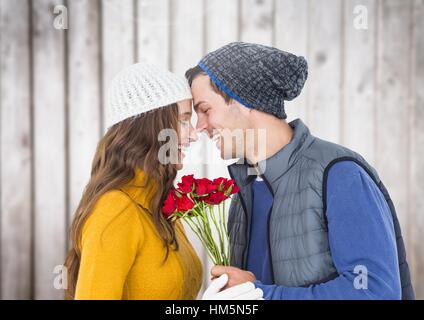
top-left (162, 175), bottom-right (240, 266)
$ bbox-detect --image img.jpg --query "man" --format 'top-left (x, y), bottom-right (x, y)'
top-left (187, 42), bottom-right (414, 300)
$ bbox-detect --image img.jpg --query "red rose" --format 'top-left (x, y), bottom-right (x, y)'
top-left (223, 179), bottom-right (240, 195)
top-left (194, 178), bottom-right (213, 196)
top-left (203, 191), bottom-right (229, 205)
top-left (177, 194), bottom-right (195, 211)
top-left (212, 177), bottom-right (227, 191)
top-left (230, 184), bottom-right (240, 194)
top-left (162, 189), bottom-right (178, 218)
top-left (177, 174), bottom-right (195, 193)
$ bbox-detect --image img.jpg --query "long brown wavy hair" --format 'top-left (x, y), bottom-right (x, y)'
top-left (64, 103), bottom-right (180, 299)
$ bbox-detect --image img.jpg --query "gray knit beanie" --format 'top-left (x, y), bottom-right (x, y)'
top-left (198, 42), bottom-right (308, 119)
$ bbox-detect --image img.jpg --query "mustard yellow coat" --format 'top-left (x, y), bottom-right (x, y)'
top-left (75, 169), bottom-right (203, 299)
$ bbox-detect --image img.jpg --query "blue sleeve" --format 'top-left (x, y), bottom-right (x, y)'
top-left (254, 161), bottom-right (401, 300)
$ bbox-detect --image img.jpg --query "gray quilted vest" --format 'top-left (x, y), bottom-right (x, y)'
top-left (227, 118), bottom-right (414, 299)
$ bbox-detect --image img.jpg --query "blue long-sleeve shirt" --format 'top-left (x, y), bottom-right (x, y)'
top-left (246, 178), bottom-right (274, 284)
top-left (252, 160), bottom-right (401, 300)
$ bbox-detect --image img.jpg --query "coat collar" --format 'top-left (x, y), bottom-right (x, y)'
top-left (119, 167), bottom-right (157, 214)
top-left (228, 118), bottom-right (312, 193)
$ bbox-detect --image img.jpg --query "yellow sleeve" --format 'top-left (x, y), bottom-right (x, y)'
top-left (75, 190), bottom-right (144, 300)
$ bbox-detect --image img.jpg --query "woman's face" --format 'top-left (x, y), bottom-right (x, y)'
top-left (176, 99), bottom-right (198, 170)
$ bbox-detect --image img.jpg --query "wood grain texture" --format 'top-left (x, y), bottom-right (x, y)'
top-left (137, 0), bottom-right (170, 68)
top-left (32, 0), bottom-right (67, 299)
top-left (101, 0), bottom-right (135, 132)
top-left (410, 0), bottom-right (424, 300)
top-left (375, 0), bottom-right (411, 246)
top-left (308, 0), bottom-right (343, 143)
top-left (240, 0), bottom-right (274, 45)
top-left (67, 0), bottom-right (101, 242)
top-left (275, 0), bottom-right (309, 123)
top-left (0, 0), bottom-right (32, 299)
top-left (343, 0), bottom-right (376, 164)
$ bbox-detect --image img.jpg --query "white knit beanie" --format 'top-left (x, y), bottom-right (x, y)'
top-left (106, 63), bottom-right (192, 128)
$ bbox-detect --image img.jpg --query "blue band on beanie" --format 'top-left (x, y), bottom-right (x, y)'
top-left (198, 62), bottom-right (252, 109)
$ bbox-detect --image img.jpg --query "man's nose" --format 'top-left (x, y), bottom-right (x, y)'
top-left (196, 124), bottom-right (212, 138)
top-left (195, 118), bottom-right (205, 131)
top-left (196, 118), bottom-right (210, 133)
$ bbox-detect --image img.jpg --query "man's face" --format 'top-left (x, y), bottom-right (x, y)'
top-left (191, 74), bottom-right (251, 160)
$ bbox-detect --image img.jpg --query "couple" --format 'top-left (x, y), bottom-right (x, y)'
top-left (65, 42), bottom-right (414, 300)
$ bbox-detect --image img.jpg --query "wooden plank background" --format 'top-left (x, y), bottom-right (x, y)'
top-left (0, 0), bottom-right (423, 299)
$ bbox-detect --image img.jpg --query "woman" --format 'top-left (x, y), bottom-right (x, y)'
top-left (64, 63), bottom-right (202, 299)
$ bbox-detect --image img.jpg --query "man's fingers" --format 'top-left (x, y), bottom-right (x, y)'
top-left (214, 282), bottom-right (255, 300)
top-left (231, 288), bottom-right (263, 300)
top-left (211, 265), bottom-right (230, 277)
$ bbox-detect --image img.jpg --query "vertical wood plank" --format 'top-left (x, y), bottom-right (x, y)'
top-left (170, 0), bottom-right (203, 75)
top-left (410, 0), bottom-right (424, 300)
top-left (240, 0), bottom-right (274, 45)
top-left (0, 0), bottom-right (32, 299)
top-left (204, 0), bottom-right (238, 52)
top-left (102, 0), bottom-right (135, 132)
top-left (171, 0), bottom-right (206, 296)
top-left (274, 0), bottom-right (309, 124)
top-left (137, 0), bottom-right (170, 68)
top-left (376, 0), bottom-right (411, 249)
top-left (343, 0), bottom-right (377, 164)
top-left (32, 0), bottom-right (67, 299)
top-left (308, 0), bottom-right (343, 143)
top-left (67, 0), bottom-right (101, 238)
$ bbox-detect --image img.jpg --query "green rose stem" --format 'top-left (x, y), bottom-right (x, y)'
top-left (210, 204), bottom-right (226, 263)
top-left (208, 207), bottom-right (222, 262)
top-left (180, 208), bottom-right (210, 250)
top-left (195, 205), bottom-right (217, 255)
top-left (222, 200), bottom-right (231, 265)
top-left (184, 217), bottom-right (217, 263)
top-left (211, 204), bottom-right (226, 265)
top-left (170, 192), bottom-right (233, 266)
top-left (183, 212), bottom-right (219, 263)
top-left (202, 204), bottom-right (224, 265)
top-left (190, 204), bottom-right (221, 264)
